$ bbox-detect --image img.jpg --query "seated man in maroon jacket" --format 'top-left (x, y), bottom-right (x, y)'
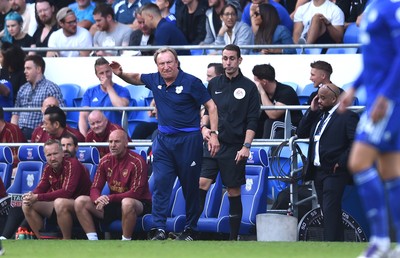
top-left (75, 129), bottom-right (152, 241)
top-left (31, 106), bottom-right (85, 143)
top-left (21, 139), bottom-right (92, 239)
top-left (85, 110), bottom-right (131, 158)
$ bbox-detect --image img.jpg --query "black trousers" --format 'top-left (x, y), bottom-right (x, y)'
top-left (314, 169), bottom-right (349, 241)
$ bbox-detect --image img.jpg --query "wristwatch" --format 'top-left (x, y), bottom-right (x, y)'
top-left (243, 142), bottom-right (251, 148)
top-left (210, 130), bottom-right (219, 135)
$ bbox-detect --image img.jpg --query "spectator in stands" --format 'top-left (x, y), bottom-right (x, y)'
top-left (68, 0), bottom-right (95, 30)
top-left (209, 4), bottom-right (253, 55)
top-left (79, 57), bottom-right (131, 137)
top-left (114, 0), bottom-right (151, 27)
top-left (0, 42), bottom-right (26, 100)
top-left (202, 0), bottom-right (242, 45)
top-left (155, 0), bottom-right (176, 24)
top-left (306, 60), bottom-right (344, 105)
top-left (297, 84), bottom-right (358, 241)
top-left (86, 110), bottom-right (130, 157)
top-left (140, 3), bottom-right (191, 55)
top-left (336, 0), bottom-right (368, 29)
top-left (31, 106), bottom-right (85, 143)
top-left (293, 0), bottom-right (344, 44)
top-left (92, 3), bottom-right (132, 57)
top-left (22, 139), bottom-right (92, 239)
top-left (32, 0), bottom-right (58, 57)
top-left (61, 132), bottom-right (79, 158)
top-left (252, 3), bottom-right (296, 54)
top-left (243, 0), bottom-right (293, 33)
top-left (110, 47), bottom-right (220, 241)
top-left (199, 44), bottom-right (259, 241)
top-left (46, 7), bottom-right (93, 57)
top-left (0, 79), bottom-right (13, 122)
top-left (11, 55), bottom-right (64, 140)
top-left (9, 0), bottom-right (37, 36)
top-left (206, 62), bottom-right (223, 82)
top-left (75, 129), bottom-right (152, 241)
top-left (252, 63), bottom-right (303, 139)
top-left (0, 0), bottom-right (12, 38)
top-left (176, 0), bottom-right (207, 45)
top-left (125, 7), bottom-right (155, 56)
top-left (0, 106), bottom-right (26, 168)
top-left (2, 12), bottom-right (35, 55)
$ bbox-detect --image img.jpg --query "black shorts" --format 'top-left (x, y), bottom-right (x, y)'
top-left (201, 142), bottom-right (246, 188)
top-left (102, 200), bottom-right (152, 224)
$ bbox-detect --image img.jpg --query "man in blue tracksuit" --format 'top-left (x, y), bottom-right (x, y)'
top-left (110, 47), bottom-right (220, 241)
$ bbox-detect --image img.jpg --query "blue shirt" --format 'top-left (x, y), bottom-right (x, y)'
top-left (114, 0), bottom-right (151, 25)
top-left (68, 2), bottom-right (96, 24)
top-left (13, 77), bottom-right (65, 129)
top-left (81, 84), bottom-right (131, 125)
top-left (0, 80), bottom-right (13, 122)
top-left (354, 0), bottom-right (400, 105)
top-left (141, 70), bottom-right (211, 133)
top-left (242, 1), bottom-right (293, 32)
top-left (155, 19), bottom-right (191, 56)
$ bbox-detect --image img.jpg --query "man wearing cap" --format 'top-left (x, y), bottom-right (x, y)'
top-left (31, 106), bottom-right (85, 143)
top-left (47, 6), bottom-right (93, 57)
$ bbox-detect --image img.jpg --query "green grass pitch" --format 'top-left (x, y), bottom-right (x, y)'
top-left (0, 240), bottom-right (370, 258)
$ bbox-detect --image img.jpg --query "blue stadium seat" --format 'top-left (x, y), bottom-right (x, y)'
top-left (59, 84), bottom-right (81, 129)
top-left (281, 81), bottom-right (299, 92)
top-left (7, 145), bottom-right (46, 194)
top-left (127, 111), bottom-right (158, 138)
top-left (200, 174), bottom-right (223, 219)
top-left (125, 85), bottom-right (151, 107)
top-left (304, 48), bottom-right (323, 55)
top-left (197, 165), bottom-right (268, 235)
top-left (298, 83), bottom-right (317, 105)
top-left (0, 146), bottom-right (13, 189)
top-left (326, 47), bottom-right (358, 54)
top-left (76, 146), bottom-right (100, 181)
top-left (355, 86), bottom-right (367, 106)
top-left (344, 23), bottom-right (360, 44)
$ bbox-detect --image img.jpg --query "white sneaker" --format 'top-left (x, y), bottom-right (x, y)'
top-left (0, 237), bottom-right (6, 240)
top-left (357, 244), bottom-right (389, 258)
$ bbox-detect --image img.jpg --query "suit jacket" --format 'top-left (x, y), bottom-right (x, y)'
top-left (296, 108), bottom-right (359, 181)
top-left (128, 29), bottom-right (155, 56)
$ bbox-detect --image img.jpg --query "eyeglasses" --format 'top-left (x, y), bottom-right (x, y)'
top-left (322, 84), bottom-right (338, 98)
top-left (64, 19), bottom-right (77, 25)
top-left (252, 12), bottom-right (260, 18)
top-left (223, 12), bottom-right (237, 17)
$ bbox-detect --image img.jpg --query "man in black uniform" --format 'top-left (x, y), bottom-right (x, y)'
top-left (252, 64), bottom-right (303, 139)
top-left (199, 44), bottom-right (260, 240)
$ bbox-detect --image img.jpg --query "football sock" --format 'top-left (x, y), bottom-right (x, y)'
top-left (353, 167), bottom-right (389, 240)
top-left (86, 232), bottom-right (98, 240)
top-left (386, 177), bottom-right (400, 244)
top-left (228, 195), bottom-right (242, 241)
top-left (198, 189), bottom-right (208, 217)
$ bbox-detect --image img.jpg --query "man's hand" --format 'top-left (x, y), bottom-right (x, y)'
top-left (338, 87), bottom-right (355, 113)
top-left (22, 192), bottom-right (38, 206)
top-left (208, 134), bottom-right (220, 157)
top-left (310, 94), bottom-right (319, 111)
top-left (94, 195), bottom-right (109, 210)
top-left (371, 95), bottom-right (388, 123)
top-left (235, 147), bottom-right (250, 164)
top-left (110, 61), bottom-right (123, 77)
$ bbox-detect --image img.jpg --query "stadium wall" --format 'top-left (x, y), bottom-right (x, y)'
top-left (44, 54), bottom-right (362, 96)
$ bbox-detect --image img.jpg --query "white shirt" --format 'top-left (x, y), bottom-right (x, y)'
top-left (48, 27), bottom-right (93, 57)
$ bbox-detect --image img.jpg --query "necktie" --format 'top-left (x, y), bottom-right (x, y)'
top-left (315, 112), bottom-right (328, 136)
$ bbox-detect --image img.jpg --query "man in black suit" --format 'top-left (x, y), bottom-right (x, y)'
top-left (296, 83), bottom-right (359, 241)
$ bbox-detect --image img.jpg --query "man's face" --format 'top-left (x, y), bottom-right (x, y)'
top-left (156, 0), bottom-right (168, 12)
top-left (93, 13), bottom-right (109, 31)
top-left (41, 98), bottom-right (59, 114)
top-left (206, 66), bottom-right (217, 82)
top-left (61, 137), bottom-right (77, 158)
top-left (253, 75), bottom-right (267, 91)
top-left (317, 87), bottom-right (336, 111)
top-left (95, 63), bottom-right (113, 82)
top-left (156, 51), bottom-right (179, 82)
top-left (42, 114), bottom-right (57, 135)
top-left (44, 143), bottom-right (64, 170)
top-left (208, 0), bottom-right (220, 8)
top-left (61, 14), bottom-right (77, 36)
top-left (76, 0), bottom-right (90, 8)
top-left (24, 60), bottom-right (40, 84)
top-left (141, 11), bottom-right (153, 29)
top-left (136, 14), bottom-right (150, 35)
top-left (222, 49), bottom-right (241, 76)
top-left (36, 1), bottom-right (54, 25)
top-left (181, 0), bottom-right (193, 5)
top-left (88, 113), bottom-right (107, 135)
top-left (9, 0), bottom-right (25, 12)
top-left (310, 68), bottom-right (326, 88)
top-left (108, 131), bottom-right (127, 158)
